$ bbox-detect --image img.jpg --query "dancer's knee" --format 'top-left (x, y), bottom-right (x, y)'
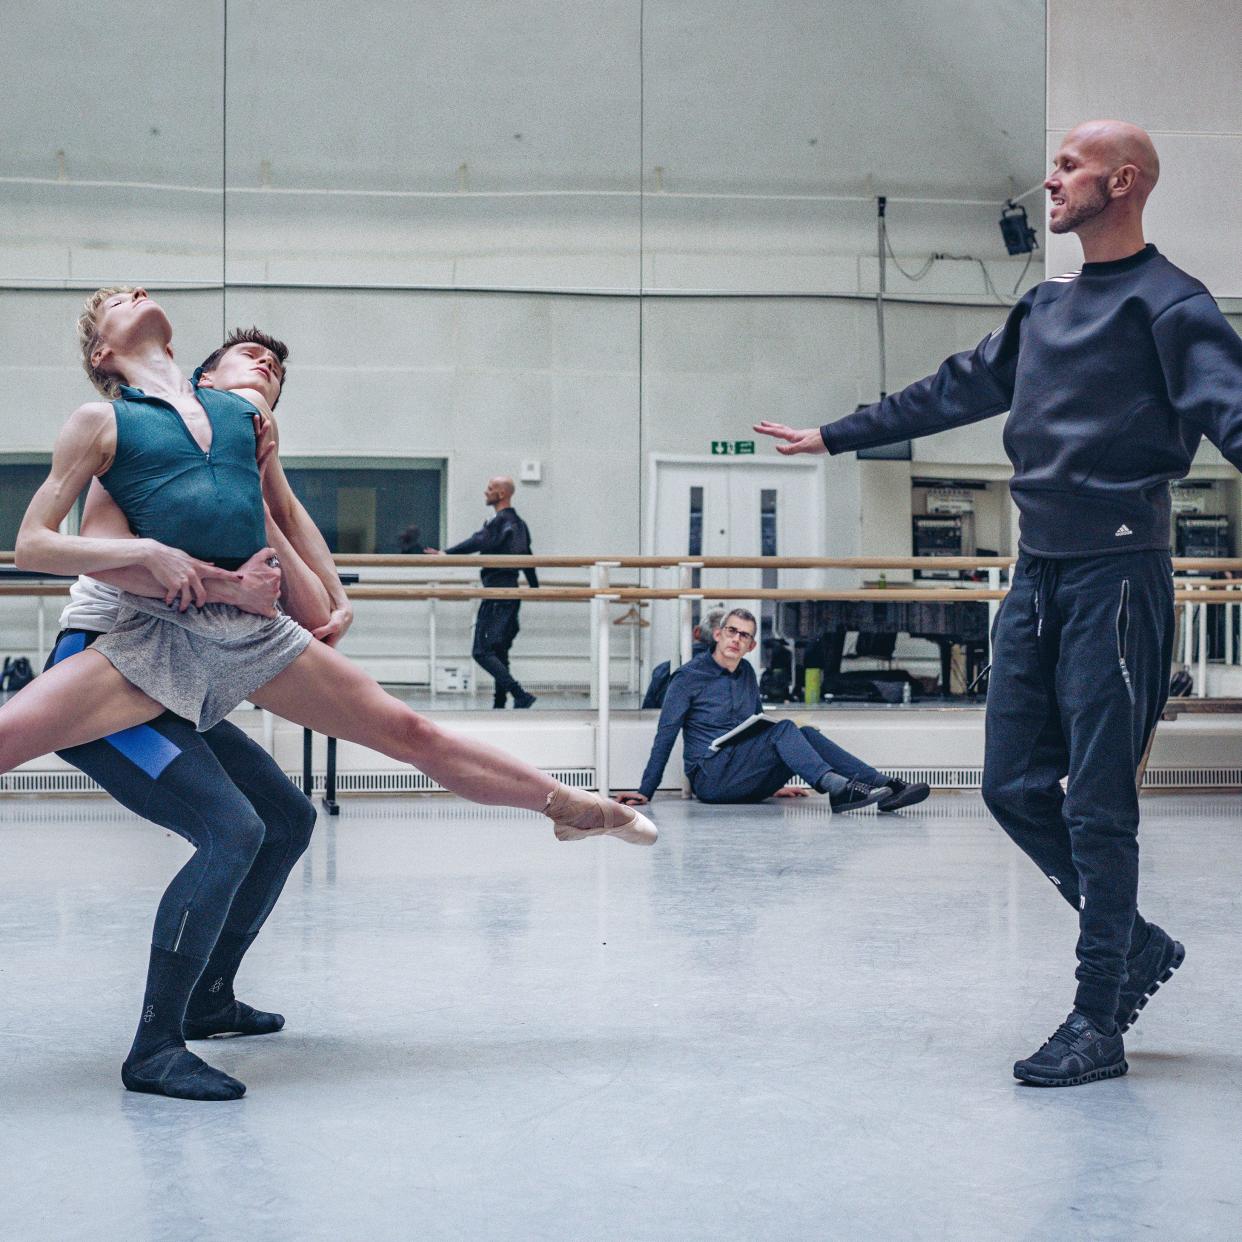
top-left (394, 706), bottom-right (442, 760)
top-left (260, 789), bottom-right (317, 858)
top-left (220, 807), bottom-right (266, 873)
top-left (981, 766), bottom-right (1021, 822)
top-left (289, 796), bottom-right (317, 856)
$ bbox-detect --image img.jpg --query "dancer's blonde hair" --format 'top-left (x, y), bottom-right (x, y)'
top-left (77, 286), bottom-right (136, 398)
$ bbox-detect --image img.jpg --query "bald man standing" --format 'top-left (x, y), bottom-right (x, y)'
top-left (759, 120), bottom-right (1242, 1085)
top-left (430, 475), bottom-right (539, 708)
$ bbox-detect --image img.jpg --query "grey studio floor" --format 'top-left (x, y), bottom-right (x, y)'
top-left (1, 793), bottom-right (1240, 1242)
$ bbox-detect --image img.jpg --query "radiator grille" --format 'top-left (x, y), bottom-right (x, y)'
top-left (3, 765), bottom-right (1240, 798)
top-left (777, 766), bottom-right (1242, 792)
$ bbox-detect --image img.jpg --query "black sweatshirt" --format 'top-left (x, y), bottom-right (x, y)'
top-left (820, 245), bottom-right (1242, 558)
top-left (446, 508), bottom-right (539, 587)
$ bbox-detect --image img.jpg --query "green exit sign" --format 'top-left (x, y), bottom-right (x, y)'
top-left (711, 440), bottom-right (756, 455)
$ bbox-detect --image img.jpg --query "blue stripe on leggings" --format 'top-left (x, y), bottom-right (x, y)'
top-left (51, 631), bottom-right (88, 663)
top-left (51, 631), bottom-right (182, 780)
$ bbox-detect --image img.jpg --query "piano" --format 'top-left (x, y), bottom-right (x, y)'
top-left (780, 598), bottom-right (990, 697)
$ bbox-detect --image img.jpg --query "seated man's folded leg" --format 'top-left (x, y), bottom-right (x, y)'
top-left (798, 724), bottom-right (929, 811)
top-left (692, 731), bottom-right (793, 803)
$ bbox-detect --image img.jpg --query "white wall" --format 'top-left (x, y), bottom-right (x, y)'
top-left (1046, 0), bottom-right (1242, 296)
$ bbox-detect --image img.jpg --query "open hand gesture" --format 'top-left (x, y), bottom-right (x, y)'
top-left (753, 421), bottom-right (827, 456)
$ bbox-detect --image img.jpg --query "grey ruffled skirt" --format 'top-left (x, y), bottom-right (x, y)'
top-left (91, 593), bottom-right (313, 730)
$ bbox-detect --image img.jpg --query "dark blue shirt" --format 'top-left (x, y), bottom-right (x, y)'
top-left (447, 508), bottom-right (539, 588)
top-left (638, 650), bottom-right (761, 800)
top-left (820, 245), bottom-right (1242, 558)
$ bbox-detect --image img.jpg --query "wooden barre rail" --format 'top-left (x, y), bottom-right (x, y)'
top-left (11, 551), bottom-right (1242, 572)
top-left (5, 582), bottom-right (1242, 604)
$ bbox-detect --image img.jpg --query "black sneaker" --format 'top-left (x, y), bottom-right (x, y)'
top-left (876, 776), bottom-right (931, 812)
top-left (1013, 1012), bottom-right (1127, 1087)
top-left (828, 779), bottom-right (892, 812)
top-left (1117, 924), bottom-right (1185, 1034)
top-left (513, 691), bottom-right (537, 709)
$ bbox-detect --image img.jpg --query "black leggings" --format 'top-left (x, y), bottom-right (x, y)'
top-left (48, 630), bottom-right (316, 962)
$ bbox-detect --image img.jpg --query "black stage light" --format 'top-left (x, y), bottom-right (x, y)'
top-left (999, 200), bottom-right (1038, 255)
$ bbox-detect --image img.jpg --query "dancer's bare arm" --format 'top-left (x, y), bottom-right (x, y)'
top-left (263, 502), bottom-right (332, 630)
top-left (15, 403), bottom-right (239, 605)
top-left (79, 481), bottom-right (280, 615)
top-left (246, 391), bottom-right (354, 644)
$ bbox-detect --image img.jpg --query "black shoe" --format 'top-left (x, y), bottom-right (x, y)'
top-left (1013, 1012), bottom-right (1127, 1087)
top-left (513, 691), bottom-right (537, 709)
top-left (121, 1046), bottom-right (246, 1101)
top-left (183, 999), bottom-right (286, 1041)
top-left (828, 779), bottom-right (892, 812)
top-left (876, 776), bottom-right (931, 812)
top-left (1117, 924), bottom-right (1185, 1033)
top-left (493, 695), bottom-right (508, 709)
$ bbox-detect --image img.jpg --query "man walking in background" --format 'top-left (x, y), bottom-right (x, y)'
top-left (428, 475), bottom-right (539, 708)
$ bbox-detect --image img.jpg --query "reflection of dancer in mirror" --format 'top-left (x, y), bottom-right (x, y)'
top-left (3, 287), bottom-right (656, 1097)
top-left (426, 475), bottom-right (539, 710)
top-left (40, 326), bottom-right (343, 1101)
top-left (758, 120), bottom-right (1242, 1086)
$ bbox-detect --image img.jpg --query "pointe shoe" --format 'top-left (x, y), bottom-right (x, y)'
top-left (544, 785), bottom-right (658, 847)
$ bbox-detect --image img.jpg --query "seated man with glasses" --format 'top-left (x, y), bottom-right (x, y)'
top-left (618, 608), bottom-right (929, 812)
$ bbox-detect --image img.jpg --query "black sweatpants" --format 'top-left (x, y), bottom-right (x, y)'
top-left (981, 550), bottom-right (1174, 1026)
top-left (48, 630), bottom-right (316, 988)
top-left (473, 599), bottom-right (525, 702)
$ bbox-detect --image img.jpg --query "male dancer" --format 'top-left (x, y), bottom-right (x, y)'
top-left (428, 475), bottom-right (538, 709)
top-left (3, 291), bottom-right (654, 1036)
top-left (46, 328), bottom-right (344, 1101)
top-left (758, 120), bottom-right (1242, 1085)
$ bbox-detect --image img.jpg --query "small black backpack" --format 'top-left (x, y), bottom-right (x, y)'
top-left (1, 656), bottom-right (34, 693)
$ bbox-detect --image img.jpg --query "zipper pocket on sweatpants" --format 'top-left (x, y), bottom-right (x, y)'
top-left (172, 906), bottom-right (191, 954)
top-left (1116, 578), bottom-right (1134, 702)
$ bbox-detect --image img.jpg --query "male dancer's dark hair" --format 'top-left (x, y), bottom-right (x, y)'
top-left (198, 327), bottom-right (291, 405)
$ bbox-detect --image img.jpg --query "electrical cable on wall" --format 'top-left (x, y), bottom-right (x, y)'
top-left (880, 198), bottom-right (1039, 307)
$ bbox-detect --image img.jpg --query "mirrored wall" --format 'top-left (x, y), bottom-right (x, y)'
top-left (1, 0), bottom-right (1049, 707)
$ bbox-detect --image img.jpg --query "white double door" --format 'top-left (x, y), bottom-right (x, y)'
top-left (647, 457), bottom-right (822, 671)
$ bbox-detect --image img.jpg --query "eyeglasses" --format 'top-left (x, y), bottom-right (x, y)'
top-left (720, 624), bottom-right (756, 643)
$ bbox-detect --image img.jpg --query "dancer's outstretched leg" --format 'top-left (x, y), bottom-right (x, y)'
top-left (0, 648), bottom-right (164, 772)
top-left (249, 640), bottom-right (656, 845)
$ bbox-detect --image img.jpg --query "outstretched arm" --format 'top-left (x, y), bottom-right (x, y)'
top-left (756, 289), bottom-right (1033, 456)
top-left (626, 674), bottom-right (694, 804)
top-left (15, 404), bottom-right (239, 608)
top-left (1154, 292), bottom-right (1242, 467)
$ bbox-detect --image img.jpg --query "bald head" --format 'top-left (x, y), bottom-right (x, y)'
top-left (484, 475), bottom-right (516, 509)
top-left (1065, 119), bottom-right (1159, 197)
top-left (1047, 120), bottom-right (1159, 250)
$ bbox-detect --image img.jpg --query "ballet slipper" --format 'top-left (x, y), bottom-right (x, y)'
top-left (544, 785), bottom-right (658, 847)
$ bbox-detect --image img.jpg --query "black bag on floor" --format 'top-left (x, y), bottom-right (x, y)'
top-left (1, 656), bottom-right (34, 692)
